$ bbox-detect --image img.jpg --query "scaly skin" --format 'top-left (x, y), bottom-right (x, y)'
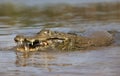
top-left (14, 29), bottom-right (113, 52)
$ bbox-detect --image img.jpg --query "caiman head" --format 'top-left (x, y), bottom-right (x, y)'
top-left (14, 35), bottom-right (55, 52)
top-left (14, 30), bottom-right (67, 52)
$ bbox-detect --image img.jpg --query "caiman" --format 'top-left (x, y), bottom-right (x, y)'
top-left (14, 29), bottom-right (113, 52)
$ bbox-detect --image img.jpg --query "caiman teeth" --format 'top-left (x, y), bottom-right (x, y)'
top-left (29, 40), bottom-right (34, 45)
top-left (24, 46), bottom-right (28, 51)
top-left (39, 41), bottom-right (48, 46)
top-left (31, 42), bottom-right (33, 45)
top-left (16, 41), bottom-right (23, 46)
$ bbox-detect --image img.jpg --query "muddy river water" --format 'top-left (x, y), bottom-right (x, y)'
top-left (0, 22), bottom-right (120, 76)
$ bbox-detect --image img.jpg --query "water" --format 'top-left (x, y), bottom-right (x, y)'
top-left (0, 2), bottom-right (120, 76)
top-left (0, 22), bottom-right (120, 76)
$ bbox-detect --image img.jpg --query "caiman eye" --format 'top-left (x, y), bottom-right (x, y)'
top-left (44, 30), bottom-right (49, 34)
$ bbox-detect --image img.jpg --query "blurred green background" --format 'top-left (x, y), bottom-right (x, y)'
top-left (0, 1), bottom-right (120, 27)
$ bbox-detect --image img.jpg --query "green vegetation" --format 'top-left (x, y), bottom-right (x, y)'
top-left (0, 2), bottom-right (120, 26)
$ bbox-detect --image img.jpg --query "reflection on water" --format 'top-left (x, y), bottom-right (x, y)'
top-left (1, 46), bottom-right (120, 76)
top-left (15, 51), bottom-right (72, 67)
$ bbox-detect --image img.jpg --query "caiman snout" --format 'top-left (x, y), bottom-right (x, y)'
top-left (14, 35), bottom-right (25, 44)
top-left (14, 35), bottom-right (47, 52)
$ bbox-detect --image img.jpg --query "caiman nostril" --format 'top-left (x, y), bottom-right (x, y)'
top-left (14, 38), bottom-right (18, 42)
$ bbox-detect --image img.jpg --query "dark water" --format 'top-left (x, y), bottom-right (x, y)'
top-left (0, 2), bottom-right (120, 76)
